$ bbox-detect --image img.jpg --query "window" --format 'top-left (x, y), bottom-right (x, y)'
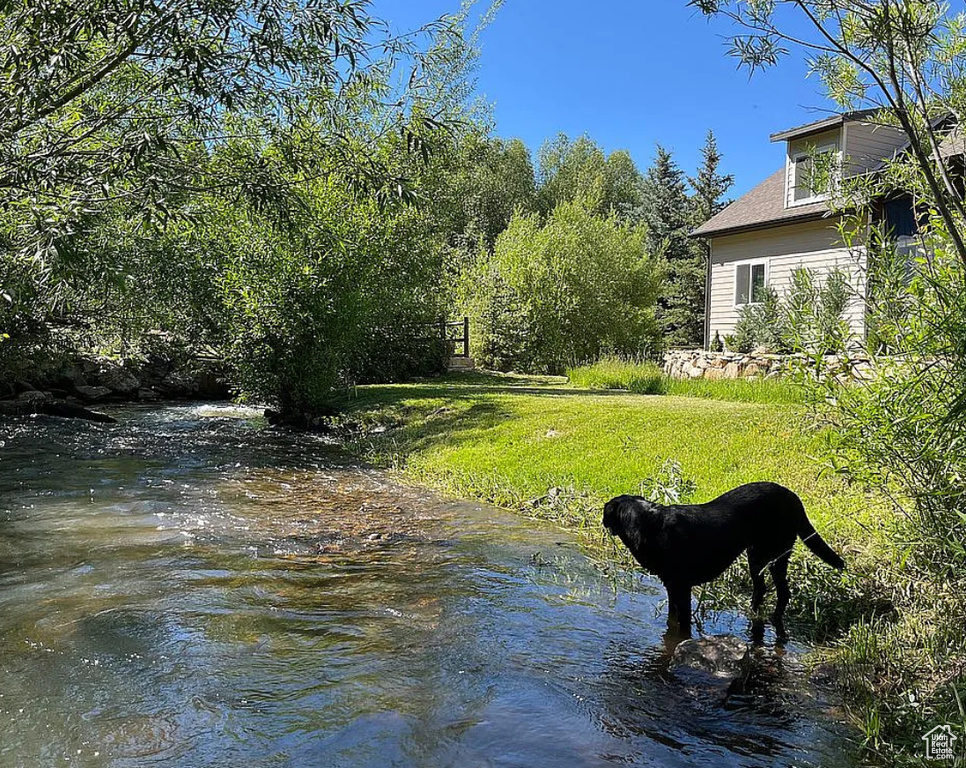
top-left (884, 197), bottom-right (928, 282)
top-left (789, 144), bottom-right (839, 204)
top-left (884, 197), bottom-right (919, 239)
top-left (735, 261), bottom-right (768, 305)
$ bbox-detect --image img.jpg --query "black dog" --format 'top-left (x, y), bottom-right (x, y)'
top-left (603, 482), bottom-right (845, 637)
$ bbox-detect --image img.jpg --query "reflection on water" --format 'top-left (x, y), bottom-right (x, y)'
top-left (0, 404), bottom-right (856, 767)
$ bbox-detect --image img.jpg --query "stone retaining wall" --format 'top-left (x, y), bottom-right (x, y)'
top-left (663, 350), bottom-right (785, 380)
top-left (1, 354), bottom-right (229, 404)
top-left (663, 349), bottom-right (874, 381)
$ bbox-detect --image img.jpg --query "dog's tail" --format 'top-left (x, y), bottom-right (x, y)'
top-left (799, 514), bottom-right (846, 570)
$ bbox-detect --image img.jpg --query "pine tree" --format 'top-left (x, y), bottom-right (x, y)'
top-left (687, 131), bottom-right (734, 348)
top-left (638, 145), bottom-right (694, 349)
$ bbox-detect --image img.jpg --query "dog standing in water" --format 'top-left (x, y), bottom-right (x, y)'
top-left (603, 481), bottom-right (845, 638)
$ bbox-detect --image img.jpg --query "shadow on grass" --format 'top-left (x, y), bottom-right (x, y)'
top-left (413, 370), bottom-right (562, 388)
top-left (346, 370), bottom-right (801, 406)
top-left (348, 398), bottom-right (516, 462)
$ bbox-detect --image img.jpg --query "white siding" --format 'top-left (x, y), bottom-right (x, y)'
top-left (708, 218), bottom-right (867, 343)
top-left (844, 120), bottom-right (907, 175)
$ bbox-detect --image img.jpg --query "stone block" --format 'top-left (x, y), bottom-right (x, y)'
top-left (18, 390), bottom-right (50, 404)
top-left (97, 364), bottom-right (140, 395)
top-left (76, 385), bottom-right (112, 401)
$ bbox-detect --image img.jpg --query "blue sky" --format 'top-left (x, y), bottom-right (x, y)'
top-left (382, 1), bottom-right (840, 198)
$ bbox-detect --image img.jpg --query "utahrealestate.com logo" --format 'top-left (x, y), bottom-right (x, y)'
top-left (922, 725), bottom-right (959, 762)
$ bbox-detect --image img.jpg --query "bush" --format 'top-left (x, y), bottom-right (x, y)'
top-left (732, 287), bottom-right (785, 352)
top-left (799, 233), bottom-right (966, 750)
top-left (782, 267), bottom-right (852, 354)
top-left (462, 198), bottom-right (661, 374)
top-left (211, 177), bottom-right (448, 414)
top-left (729, 267), bottom-right (853, 354)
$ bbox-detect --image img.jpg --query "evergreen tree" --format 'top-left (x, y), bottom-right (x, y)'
top-left (689, 131), bottom-right (734, 226)
top-left (687, 131), bottom-right (734, 348)
top-left (638, 145), bottom-right (694, 348)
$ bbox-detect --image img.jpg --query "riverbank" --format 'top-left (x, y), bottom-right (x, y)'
top-left (333, 372), bottom-right (887, 625)
top-left (332, 371), bottom-right (964, 765)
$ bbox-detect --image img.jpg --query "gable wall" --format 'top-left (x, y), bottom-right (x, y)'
top-left (844, 121), bottom-right (907, 176)
top-left (707, 217), bottom-right (867, 345)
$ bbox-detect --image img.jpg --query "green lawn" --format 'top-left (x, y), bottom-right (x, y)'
top-left (337, 371), bottom-right (882, 568)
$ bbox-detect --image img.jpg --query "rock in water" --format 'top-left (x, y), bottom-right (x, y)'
top-left (17, 390), bottom-right (50, 404)
top-left (0, 398), bottom-right (116, 423)
top-left (76, 385), bottom-right (113, 402)
top-left (36, 401), bottom-right (116, 423)
top-left (671, 635), bottom-right (752, 678)
top-left (669, 635), bottom-right (754, 701)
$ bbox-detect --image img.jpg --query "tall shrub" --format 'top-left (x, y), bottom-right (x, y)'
top-left (463, 198), bottom-right (661, 374)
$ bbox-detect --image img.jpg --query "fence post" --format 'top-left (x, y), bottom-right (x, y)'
top-left (463, 316), bottom-right (469, 357)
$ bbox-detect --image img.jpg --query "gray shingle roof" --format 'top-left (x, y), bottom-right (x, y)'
top-left (939, 125), bottom-right (966, 158)
top-left (691, 168), bottom-right (832, 238)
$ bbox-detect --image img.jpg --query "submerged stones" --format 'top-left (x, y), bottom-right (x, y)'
top-left (671, 635), bottom-right (753, 681)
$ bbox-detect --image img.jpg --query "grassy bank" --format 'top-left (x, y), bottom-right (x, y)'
top-left (336, 372), bottom-right (885, 626)
top-left (334, 371), bottom-right (966, 765)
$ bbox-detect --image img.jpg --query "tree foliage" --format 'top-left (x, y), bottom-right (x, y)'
top-left (637, 146), bottom-right (698, 348)
top-left (0, 1), bottom-right (481, 412)
top-left (687, 131), bottom-right (734, 348)
top-left (429, 134), bottom-right (538, 253)
top-left (0, 0), bottom-right (459, 345)
top-left (463, 198), bottom-right (661, 374)
top-left (536, 134), bottom-right (643, 217)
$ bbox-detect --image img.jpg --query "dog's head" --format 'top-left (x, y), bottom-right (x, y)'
top-left (603, 495), bottom-right (636, 535)
top-left (603, 495), bottom-right (662, 541)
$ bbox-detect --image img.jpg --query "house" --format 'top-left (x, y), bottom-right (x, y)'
top-left (691, 110), bottom-right (918, 349)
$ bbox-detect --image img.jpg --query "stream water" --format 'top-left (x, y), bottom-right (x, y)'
top-left (0, 404), bottom-right (857, 767)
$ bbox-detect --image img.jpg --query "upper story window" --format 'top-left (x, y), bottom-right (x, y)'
top-left (788, 143), bottom-right (840, 206)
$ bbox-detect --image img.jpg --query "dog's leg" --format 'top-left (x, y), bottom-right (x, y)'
top-left (665, 582), bottom-right (693, 636)
top-left (769, 554), bottom-right (791, 641)
top-left (747, 550), bottom-right (768, 616)
top-left (747, 550), bottom-right (769, 644)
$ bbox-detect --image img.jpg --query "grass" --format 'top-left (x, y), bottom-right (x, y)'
top-left (566, 356), bottom-right (806, 404)
top-left (335, 370), bottom-right (886, 629)
top-left (565, 356), bottom-right (665, 393)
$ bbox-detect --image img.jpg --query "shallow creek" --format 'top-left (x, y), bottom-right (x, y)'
top-left (0, 404), bottom-right (856, 767)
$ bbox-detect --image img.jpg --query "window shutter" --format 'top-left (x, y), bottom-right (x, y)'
top-left (736, 264), bottom-right (750, 304)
